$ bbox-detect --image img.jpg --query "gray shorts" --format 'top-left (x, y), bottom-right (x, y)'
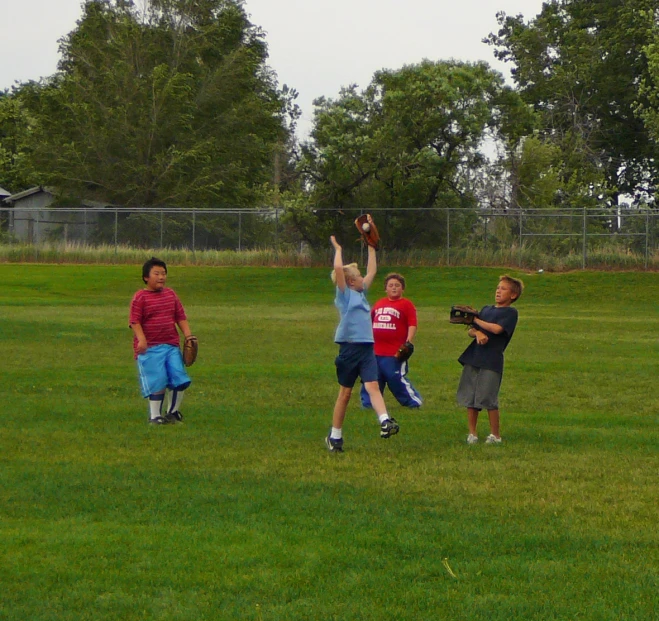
top-left (457, 364), bottom-right (502, 410)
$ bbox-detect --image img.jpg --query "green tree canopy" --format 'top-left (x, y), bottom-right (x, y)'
top-left (486, 0), bottom-right (657, 202)
top-left (21, 0), bottom-right (296, 207)
top-left (295, 60), bottom-right (528, 248)
top-left (303, 60), bottom-right (510, 210)
top-left (0, 90), bottom-right (37, 193)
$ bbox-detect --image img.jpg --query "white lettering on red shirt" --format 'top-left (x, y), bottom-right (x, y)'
top-left (371, 297), bottom-right (417, 356)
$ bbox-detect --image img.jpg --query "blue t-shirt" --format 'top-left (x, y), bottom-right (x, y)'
top-left (458, 305), bottom-right (518, 374)
top-left (334, 286), bottom-right (374, 344)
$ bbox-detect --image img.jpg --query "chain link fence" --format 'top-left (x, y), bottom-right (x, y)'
top-left (1, 205), bottom-right (657, 268)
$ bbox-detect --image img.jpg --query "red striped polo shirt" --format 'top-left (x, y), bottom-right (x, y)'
top-left (129, 287), bottom-right (187, 357)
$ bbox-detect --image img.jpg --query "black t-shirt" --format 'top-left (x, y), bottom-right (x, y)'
top-left (458, 305), bottom-right (518, 374)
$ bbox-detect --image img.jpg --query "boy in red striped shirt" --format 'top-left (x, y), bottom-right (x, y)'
top-left (129, 257), bottom-right (194, 424)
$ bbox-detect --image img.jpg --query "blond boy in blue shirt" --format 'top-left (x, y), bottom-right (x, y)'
top-left (326, 229), bottom-right (399, 452)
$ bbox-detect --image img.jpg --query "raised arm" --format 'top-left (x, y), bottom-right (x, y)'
top-left (330, 236), bottom-right (346, 291)
top-left (363, 245), bottom-right (377, 290)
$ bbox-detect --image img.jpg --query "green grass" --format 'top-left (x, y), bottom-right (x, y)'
top-left (1, 264), bottom-right (658, 620)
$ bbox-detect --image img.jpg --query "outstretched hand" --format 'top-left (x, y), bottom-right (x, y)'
top-left (330, 235), bottom-right (342, 250)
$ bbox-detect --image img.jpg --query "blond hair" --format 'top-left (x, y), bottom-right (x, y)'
top-left (500, 274), bottom-right (524, 301)
top-left (331, 263), bottom-right (360, 284)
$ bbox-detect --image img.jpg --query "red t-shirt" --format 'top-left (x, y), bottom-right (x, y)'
top-left (129, 287), bottom-right (187, 357)
top-left (371, 297), bottom-right (418, 356)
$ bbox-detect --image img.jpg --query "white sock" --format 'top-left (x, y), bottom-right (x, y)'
top-left (378, 413), bottom-right (390, 424)
top-left (168, 390), bottom-right (184, 414)
top-left (330, 427), bottom-right (343, 440)
top-left (149, 395), bottom-right (164, 419)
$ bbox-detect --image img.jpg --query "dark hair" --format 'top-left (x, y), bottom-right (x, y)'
top-left (384, 272), bottom-right (406, 290)
top-left (142, 257), bottom-right (167, 283)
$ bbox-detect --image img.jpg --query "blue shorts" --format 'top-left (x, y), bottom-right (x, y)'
top-left (136, 344), bottom-right (191, 398)
top-left (335, 343), bottom-right (378, 388)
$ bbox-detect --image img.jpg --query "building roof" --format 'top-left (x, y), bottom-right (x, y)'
top-left (2, 186), bottom-right (116, 208)
top-left (0, 186), bottom-right (11, 198)
top-left (3, 185), bottom-right (55, 203)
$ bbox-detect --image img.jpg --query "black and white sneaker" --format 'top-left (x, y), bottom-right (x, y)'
top-left (325, 435), bottom-right (344, 452)
top-left (149, 415), bottom-right (170, 425)
top-left (380, 418), bottom-right (400, 439)
top-left (166, 411), bottom-right (183, 424)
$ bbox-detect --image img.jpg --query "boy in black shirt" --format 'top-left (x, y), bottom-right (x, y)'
top-left (457, 275), bottom-right (524, 444)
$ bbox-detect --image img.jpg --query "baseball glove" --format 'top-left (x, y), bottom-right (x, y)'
top-left (449, 305), bottom-right (479, 325)
top-left (183, 335), bottom-right (198, 366)
top-left (395, 341), bottom-right (415, 362)
top-left (355, 214), bottom-right (380, 250)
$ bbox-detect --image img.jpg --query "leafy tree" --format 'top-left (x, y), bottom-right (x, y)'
top-left (485, 0), bottom-right (657, 202)
top-left (637, 29), bottom-right (659, 183)
top-left (0, 89), bottom-right (37, 193)
top-left (22, 0), bottom-right (295, 208)
top-left (298, 60), bottom-right (521, 249)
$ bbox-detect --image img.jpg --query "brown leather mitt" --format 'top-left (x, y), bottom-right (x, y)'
top-left (449, 305), bottom-right (479, 325)
top-left (183, 335), bottom-right (198, 366)
top-left (395, 341), bottom-right (415, 362)
top-left (355, 214), bottom-right (380, 250)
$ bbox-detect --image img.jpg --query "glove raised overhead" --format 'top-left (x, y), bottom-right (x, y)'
top-left (355, 214), bottom-right (380, 250)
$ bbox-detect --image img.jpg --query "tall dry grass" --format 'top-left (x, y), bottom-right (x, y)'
top-left (0, 241), bottom-right (657, 270)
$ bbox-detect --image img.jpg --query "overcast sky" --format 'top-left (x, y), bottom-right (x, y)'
top-left (3, 0), bottom-right (546, 137)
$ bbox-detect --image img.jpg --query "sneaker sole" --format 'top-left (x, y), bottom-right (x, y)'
top-left (380, 427), bottom-right (400, 439)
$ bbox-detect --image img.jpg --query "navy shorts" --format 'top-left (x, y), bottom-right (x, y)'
top-left (335, 343), bottom-right (378, 388)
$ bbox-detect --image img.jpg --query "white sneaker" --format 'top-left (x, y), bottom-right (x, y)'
top-left (466, 434), bottom-right (478, 445)
top-left (485, 434), bottom-right (502, 444)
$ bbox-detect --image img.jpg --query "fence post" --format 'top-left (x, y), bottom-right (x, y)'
top-left (238, 211), bottom-right (242, 251)
top-left (35, 210), bottom-right (40, 261)
top-left (484, 211), bottom-right (488, 249)
top-left (160, 211), bottom-right (164, 249)
top-left (192, 209), bottom-right (196, 253)
top-left (114, 208), bottom-right (118, 257)
top-left (645, 209), bottom-right (650, 270)
top-left (446, 208), bottom-right (450, 265)
top-left (582, 207), bottom-right (587, 269)
top-left (275, 208), bottom-right (280, 261)
top-left (518, 209), bottom-right (523, 267)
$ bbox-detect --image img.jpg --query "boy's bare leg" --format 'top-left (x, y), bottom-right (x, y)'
top-left (332, 386), bottom-right (352, 429)
top-left (467, 408), bottom-right (480, 436)
top-left (487, 409), bottom-right (500, 438)
top-left (363, 381), bottom-right (388, 417)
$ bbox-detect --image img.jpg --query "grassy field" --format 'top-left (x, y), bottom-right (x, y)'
top-left (1, 264), bottom-right (658, 620)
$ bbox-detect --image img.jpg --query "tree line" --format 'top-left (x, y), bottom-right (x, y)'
top-left (1, 0), bottom-right (658, 250)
